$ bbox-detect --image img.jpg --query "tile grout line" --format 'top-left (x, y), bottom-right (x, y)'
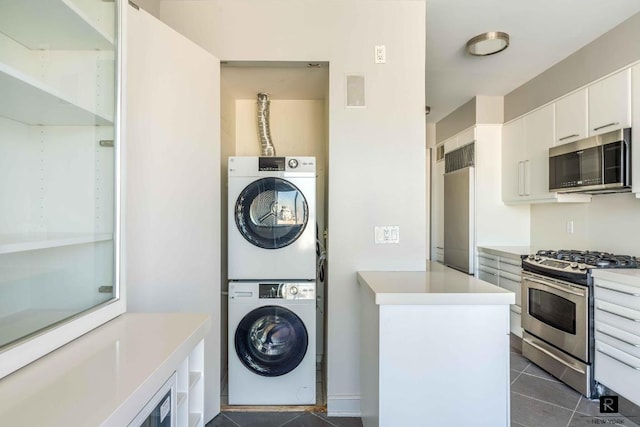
top-left (511, 391), bottom-right (579, 412)
top-left (221, 413), bottom-right (242, 427)
top-left (565, 395), bottom-right (583, 427)
top-left (278, 413), bottom-right (304, 427)
top-left (311, 412), bottom-right (341, 427)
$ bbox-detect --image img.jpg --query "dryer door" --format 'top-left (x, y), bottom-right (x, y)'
top-left (235, 178), bottom-right (309, 249)
top-left (234, 305), bottom-right (308, 377)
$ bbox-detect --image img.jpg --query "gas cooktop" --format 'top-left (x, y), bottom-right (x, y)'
top-left (531, 249), bottom-right (639, 269)
top-left (523, 249), bottom-right (640, 286)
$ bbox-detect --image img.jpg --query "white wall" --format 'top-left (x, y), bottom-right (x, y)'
top-left (530, 193), bottom-right (640, 255)
top-left (160, 0), bottom-right (426, 415)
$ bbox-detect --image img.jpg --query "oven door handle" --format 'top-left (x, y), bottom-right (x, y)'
top-left (525, 277), bottom-right (585, 297)
top-left (523, 337), bottom-right (586, 374)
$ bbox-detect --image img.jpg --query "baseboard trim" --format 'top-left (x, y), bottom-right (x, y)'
top-left (327, 394), bottom-right (361, 417)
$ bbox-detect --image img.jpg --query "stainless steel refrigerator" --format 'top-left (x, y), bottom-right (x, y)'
top-left (444, 144), bottom-right (475, 275)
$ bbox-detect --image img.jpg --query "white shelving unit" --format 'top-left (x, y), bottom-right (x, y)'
top-left (0, 62), bottom-right (113, 126)
top-left (0, 0), bottom-right (119, 379)
top-left (177, 340), bottom-right (205, 427)
top-left (0, 0), bottom-right (113, 50)
top-left (0, 232), bottom-right (112, 255)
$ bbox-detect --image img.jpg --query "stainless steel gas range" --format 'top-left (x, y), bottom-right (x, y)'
top-left (521, 250), bottom-right (639, 398)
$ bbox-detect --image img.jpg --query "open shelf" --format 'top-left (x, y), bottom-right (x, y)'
top-left (0, 308), bottom-right (78, 348)
top-left (188, 371), bottom-right (202, 392)
top-left (0, 0), bottom-right (113, 50)
top-left (0, 232), bottom-right (113, 255)
top-left (188, 413), bottom-right (202, 427)
top-left (0, 62), bottom-right (113, 126)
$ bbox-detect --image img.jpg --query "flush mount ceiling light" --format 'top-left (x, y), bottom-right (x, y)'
top-left (466, 31), bottom-right (510, 56)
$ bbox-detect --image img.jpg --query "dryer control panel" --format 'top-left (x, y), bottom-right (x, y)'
top-left (259, 283), bottom-right (315, 300)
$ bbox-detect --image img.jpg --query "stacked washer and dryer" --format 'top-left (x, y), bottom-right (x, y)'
top-left (227, 156), bottom-right (317, 405)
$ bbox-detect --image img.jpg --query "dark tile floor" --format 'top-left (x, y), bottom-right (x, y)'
top-left (206, 412), bottom-right (362, 427)
top-left (209, 335), bottom-right (640, 426)
top-left (509, 335), bottom-right (639, 427)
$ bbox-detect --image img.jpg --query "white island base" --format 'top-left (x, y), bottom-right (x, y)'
top-left (358, 264), bottom-right (514, 427)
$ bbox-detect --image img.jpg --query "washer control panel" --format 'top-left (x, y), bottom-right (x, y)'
top-left (259, 283), bottom-right (315, 300)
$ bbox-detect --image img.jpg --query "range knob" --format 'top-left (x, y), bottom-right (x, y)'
top-left (288, 158), bottom-right (299, 169)
top-left (578, 264), bottom-right (587, 271)
top-left (289, 286), bottom-right (299, 295)
top-left (534, 256), bottom-right (541, 261)
top-left (570, 262), bottom-right (578, 269)
top-left (528, 255), bottom-right (535, 260)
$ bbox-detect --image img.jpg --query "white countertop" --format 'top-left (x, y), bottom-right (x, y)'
top-left (478, 245), bottom-right (533, 258)
top-left (358, 261), bottom-right (516, 305)
top-left (0, 312), bottom-right (210, 427)
top-left (592, 269), bottom-right (640, 287)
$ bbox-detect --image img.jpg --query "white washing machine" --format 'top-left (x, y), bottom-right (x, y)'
top-left (228, 281), bottom-right (316, 405)
top-left (228, 156), bottom-right (316, 281)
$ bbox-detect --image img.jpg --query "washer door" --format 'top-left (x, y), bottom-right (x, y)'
top-left (235, 177), bottom-right (308, 249)
top-left (235, 305), bottom-right (308, 377)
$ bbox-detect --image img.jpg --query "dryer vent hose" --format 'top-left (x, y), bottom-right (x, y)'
top-left (257, 93), bottom-right (276, 157)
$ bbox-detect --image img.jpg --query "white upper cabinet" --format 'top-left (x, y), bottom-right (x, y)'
top-left (443, 127), bottom-right (475, 154)
top-left (502, 105), bottom-right (591, 204)
top-left (524, 104), bottom-right (556, 201)
top-left (501, 117), bottom-right (525, 203)
top-left (555, 88), bottom-right (588, 145)
top-left (588, 69), bottom-right (631, 136)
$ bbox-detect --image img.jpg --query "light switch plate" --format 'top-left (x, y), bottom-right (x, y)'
top-left (375, 226), bottom-right (399, 244)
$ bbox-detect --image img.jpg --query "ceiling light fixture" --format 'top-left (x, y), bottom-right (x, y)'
top-left (465, 31), bottom-right (510, 56)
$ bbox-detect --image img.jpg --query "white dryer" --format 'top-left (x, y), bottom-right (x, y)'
top-left (228, 156), bottom-right (316, 280)
top-left (228, 281), bottom-right (316, 405)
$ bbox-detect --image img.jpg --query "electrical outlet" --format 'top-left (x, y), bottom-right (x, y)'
top-left (566, 220), bottom-right (574, 234)
top-left (375, 45), bottom-right (386, 64)
top-left (375, 226), bottom-right (399, 244)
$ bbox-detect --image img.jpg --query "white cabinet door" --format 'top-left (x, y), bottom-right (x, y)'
top-left (457, 127), bottom-right (475, 147)
top-left (126, 6), bottom-right (221, 421)
top-left (524, 104), bottom-right (555, 200)
top-left (555, 89), bottom-right (588, 144)
top-left (588, 69), bottom-right (631, 136)
top-left (501, 118), bottom-right (525, 203)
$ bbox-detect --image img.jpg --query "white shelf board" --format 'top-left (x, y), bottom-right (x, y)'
top-left (0, 308), bottom-right (78, 348)
top-left (188, 413), bottom-right (202, 427)
top-left (188, 372), bottom-right (202, 392)
top-left (0, 0), bottom-right (113, 50)
top-left (0, 62), bottom-right (113, 126)
top-left (177, 392), bottom-right (188, 408)
top-left (0, 232), bottom-right (113, 255)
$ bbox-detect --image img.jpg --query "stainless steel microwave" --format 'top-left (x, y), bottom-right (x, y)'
top-left (549, 128), bottom-right (631, 193)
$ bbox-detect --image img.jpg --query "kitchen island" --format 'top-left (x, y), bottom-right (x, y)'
top-left (358, 262), bottom-right (515, 427)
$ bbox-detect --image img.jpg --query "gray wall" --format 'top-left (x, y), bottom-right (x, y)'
top-left (435, 97), bottom-right (475, 143)
top-left (505, 12), bottom-right (640, 122)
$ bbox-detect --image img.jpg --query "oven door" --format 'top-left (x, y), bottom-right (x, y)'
top-left (522, 272), bottom-right (589, 362)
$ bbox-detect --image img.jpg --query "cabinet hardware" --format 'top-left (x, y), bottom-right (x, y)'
top-left (479, 255), bottom-right (498, 262)
top-left (559, 134), bottom-right (579, 141)
top-left (596, 328), bottom-right (640, 348)
top-left (99, 140), bottom-right (114, 147)
top-left (525, 338), bottom-right (585, 374)
top-left (479, 269), bottom-right (497, 276)
top-left (597, 306), bottom-right (640, 322)
top-left (595, 284), bottom-right (640, 297)
top-left (128, 0), bottom-right (140, 10)
top-left (597, 347), bottom-right (640, 370)
top-left (98, 286), bottom-right (113, 293)
top-left (593, 122), bottom-right (619, 132)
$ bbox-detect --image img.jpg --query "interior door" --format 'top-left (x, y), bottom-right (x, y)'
top-left (125, 5), bottom-right (221, 422)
